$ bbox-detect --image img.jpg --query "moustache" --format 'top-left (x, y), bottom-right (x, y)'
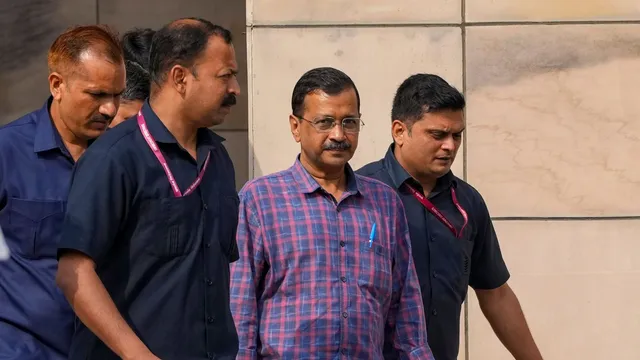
top-left (221, 94), bottom-right (237, 107)
top-left (90, 114), bottom-right (113, 123)
top-left (323, 141), bottom-right (351, 151)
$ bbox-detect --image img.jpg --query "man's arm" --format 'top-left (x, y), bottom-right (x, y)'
top-left (230, 189), bottom-right (266, 360)
top-left (469, 193), bottom-right (542, 360)
top-left (385, 196), bottom-right (434, 360)
top-left (55, 151), bottom-right (157, 360)
top-left (475, 284), bottom-right (543, 360)
top-left (57, 253), bottom-right (157, 360)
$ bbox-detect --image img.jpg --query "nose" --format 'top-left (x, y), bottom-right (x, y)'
top-left (328, 122), bottom-right (346, 141)
top-left (100, 98), bottom-right (119, 119)
top-left (441, 135), bottom-right (457, 152)
top-left (229, 76), bottom-right (241, 96)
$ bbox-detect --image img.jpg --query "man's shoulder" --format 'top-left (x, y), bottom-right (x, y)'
top-left (239, 169), bottom-right (292, 197)
top-left (355, 158), bottom-right (385, 177)
top-left (86, 120), bottom-right (139, 156)
top-left (355, 173), bottom-right (403, 212)
top-left (452, 175), bottom-right (484, 202)
top-left (0, 110), bottom-right (38, 141)
top-left (450, 175), bottom-right (492, 219)
top-left (356, 173), bottom-right (396, 193)
top-left (355, 159), bottom-right (395, 187)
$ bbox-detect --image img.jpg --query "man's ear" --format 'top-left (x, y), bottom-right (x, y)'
top-left (49, 72), bottom-right (64, 100)
top-left (290, 114), bottom-right (301, 143)
top-left (391, 119), bottom-right (409, 146)
top-left (168, 65), bottom-right (190, 95)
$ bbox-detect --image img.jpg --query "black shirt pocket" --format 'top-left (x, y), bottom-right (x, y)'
top-left (7, 197), bottom-right (65, 259)
top-left (139, 195), bottom-right (201, 258)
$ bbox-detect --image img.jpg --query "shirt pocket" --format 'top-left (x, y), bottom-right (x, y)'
top-left (217, 194), bottom-right (239, 263)
top-left (7, 197), bottom-right (65, 259)
top-left (139, 196), bottom-right (200, 258)
top-left (356, 218), bottom-right (393, 302)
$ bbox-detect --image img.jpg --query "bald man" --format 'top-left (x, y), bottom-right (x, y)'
top-left (0, 25), bottom-right (125, 360)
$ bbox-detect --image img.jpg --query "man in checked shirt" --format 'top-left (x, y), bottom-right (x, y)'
top-left (230, 67), bottom-right (434, 359)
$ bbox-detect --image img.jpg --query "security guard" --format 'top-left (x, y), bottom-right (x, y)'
top-left (358, 74), bottom-right (543, 360)
top-left (56, 18), bottom-right (241, 360)
top-left (0, 25), bottom-right (124, 360)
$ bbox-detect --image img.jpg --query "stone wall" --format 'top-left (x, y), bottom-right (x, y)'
top-left (245, 1), bottom-right (640, 359)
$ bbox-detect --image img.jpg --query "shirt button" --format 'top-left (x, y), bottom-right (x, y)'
top-left (206, 243), bottom-right (211, 248)
top-left (207, 316), bottom-right (215, 323)
top-left (339, 241), bottom-right (346, 247)
top-left (430, 236), bottom-right (436, 242)
top-left (203, 203), bottom-right (208, 210)
top-left (207, 352), bottom-right (213, 359)
top-left (205, 278), bottom-right (213, 286)
top-left (342, 312), bottom-right (348, 318)
top-left (432, 271), bottom-right (438, 278)
top-left (341, 348), bottom-right (348, 355)
top-left (432, 309), bottom-right (438, 316)
top-left (340, 276), bottom-right (347, 283)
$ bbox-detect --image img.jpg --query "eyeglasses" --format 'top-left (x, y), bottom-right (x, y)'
top-left (296, 116), bottom-right (364, 134)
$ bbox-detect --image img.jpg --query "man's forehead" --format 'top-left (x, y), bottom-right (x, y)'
top-left (202, 37), bottom-right (236, 67)
top-left (304, 90), bottom-right (358, 116)
top-left (421, 110), bottom-right (465, 130)
top-left (68, 50), bottom-right (123, 76)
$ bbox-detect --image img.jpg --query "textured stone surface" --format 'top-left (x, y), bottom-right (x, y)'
top-left (466, 25), bottom-right (640, 217)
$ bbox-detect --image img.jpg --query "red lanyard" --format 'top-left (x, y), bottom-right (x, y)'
top-left (405, 184), bottom-right (468, 238)
top-left (137, 111), bottom-right (210, 197)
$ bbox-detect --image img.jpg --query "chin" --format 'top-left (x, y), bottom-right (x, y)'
top-left (431, 166), bottom-right (452, 178)
top-left (322, 152), bottom-right (352, 168)
top-left (205, 115), bottom-right (226, 128)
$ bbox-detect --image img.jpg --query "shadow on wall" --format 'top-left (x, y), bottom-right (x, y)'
top-left (466, 25), bottom-right (640, 92)
top-left (0, 0), bottom-right (61, 124)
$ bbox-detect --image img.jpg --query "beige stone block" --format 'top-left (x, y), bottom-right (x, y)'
top-left (467, 220), bottom-right (640, 360)
top-left (215, 130), bottom-right (249, 190)
top-left (466, 25), bottom-right (640, 217)
top-left (248, 0), bottom-right (461, 25)
top-left (466, 0), bottom-right (640, 22)
top-left (248, 27), bottom-right (463, 177)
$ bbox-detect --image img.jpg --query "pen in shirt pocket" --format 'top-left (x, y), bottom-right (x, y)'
top-left (369, 223), bottom-right (376, 248)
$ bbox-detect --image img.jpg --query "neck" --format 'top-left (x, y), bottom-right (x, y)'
top-left (393, 146), bottom-right (437, 195)
top-left (149, 93), bottom-right (198, 157)
top-left (299, 154), bottom-right (347, 198)
top-left (49, 100), bottom-right (88, 162)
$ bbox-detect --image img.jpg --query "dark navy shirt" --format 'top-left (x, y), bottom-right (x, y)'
top-left (58, 102), bottom-right (240, 360)
top-left (0, 98), bottom-right (75, 360)
top-left (357, 145), bottom-right (510, 360)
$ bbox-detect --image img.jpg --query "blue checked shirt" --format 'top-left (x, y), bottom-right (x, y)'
top-left (231, 158), bottom-right (433, 359)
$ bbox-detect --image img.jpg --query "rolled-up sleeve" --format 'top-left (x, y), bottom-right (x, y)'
top-left (57, 149), bottom-right (132, 265)
top-left (385, 196), bottom-right (434, 360)
top-left (230, 188), bottom-right (266, 360)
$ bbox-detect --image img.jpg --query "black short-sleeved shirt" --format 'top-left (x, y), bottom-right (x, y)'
top-left (357, 145), bottom-right (510, 360)
top-left (58, 102), bottom-right (240, 360)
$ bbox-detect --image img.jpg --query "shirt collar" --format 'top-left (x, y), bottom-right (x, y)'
top-left (291, 155), bottom-right (361, 196)
top-left (383, 143), bottom-right (457, 191)
top-left (33, 97), bottom-right (66, 153)
top-left (140, 100), bottom-right (225, 148)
